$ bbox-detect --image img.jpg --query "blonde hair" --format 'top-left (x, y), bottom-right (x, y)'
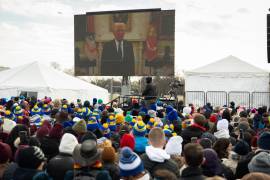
top-left (148, 127), bottom-right (165, 147)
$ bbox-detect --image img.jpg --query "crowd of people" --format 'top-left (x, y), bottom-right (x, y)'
top-left (0, 96), bottom-right (270, 180)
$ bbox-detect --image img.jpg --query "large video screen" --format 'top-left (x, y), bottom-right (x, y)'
top-left (74, 9), bottom-right (175, 76)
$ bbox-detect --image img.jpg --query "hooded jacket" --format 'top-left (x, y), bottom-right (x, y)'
top-left (141, 146), bottom-right (180, 178)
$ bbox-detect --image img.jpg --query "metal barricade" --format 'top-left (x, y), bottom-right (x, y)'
top-left (252, 92), bottom-right (270, 108)
top-left (185, 91), bottom-right (205, 107)
top-left (206, 91), bottom-right (227, 107)
top-left (228, 91), bottom-right (250, 108)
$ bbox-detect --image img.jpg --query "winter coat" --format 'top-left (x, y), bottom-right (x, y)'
top-left (181, 124), bottom-right (205, 145)
top-left (47, 153), bottom-right (74, 180)
top-left (39, 136), bottom-right (60, 161)
top-left (102, 162), bottom-right (120, 180)
top-left (2, 162), bottom-right (18, 180)
top-left (13, 167), bottom-right (41, 180)
top-left (141, 153), bottom-right (180, 178)
top-left (181, 166), bottom-right (205, 180)
top-left (134, 136), bottom-right (148, 154)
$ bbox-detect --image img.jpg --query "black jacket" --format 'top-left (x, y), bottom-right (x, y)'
top-left (181, 166), bottom-right (205, 180)
top-left (102, 162), bottom-right (120, 180)
top-left (101, 40), bottom-right (135, 76)
top-left (140, 153), bottom-right (180, 178)
top-left (142, 83), bottom-right (157, 100)
top-left (235, 150), bottom-right (259, 179)
top-left (13, 167), bottom-right (41, 180)
top-left (181, 125), bottom-right (205, 146)
top-left (47, 153), bottom-right (74, 180)
top-left (39, 136), bottom-right (60, 161)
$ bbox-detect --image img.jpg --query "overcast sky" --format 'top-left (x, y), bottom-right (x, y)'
top-left (1, 0), bottom-right (270, 73)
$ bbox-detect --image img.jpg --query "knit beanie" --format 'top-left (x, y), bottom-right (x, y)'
top-left (102, 146), bottom-right (116, 163)
top-left (36, 126), bottom-right (50, 139)
top-left (72, 119), bottom-right (87, 135)
top-left (233, 140), bottom-right (250, 156)
top-left (202, 148), bottom-right (222, 175)
top-left (258, 132), bottom-right (270, 150)
top-left (3, 118), bottom-right (16, 133)
top-left (120, 134), bottom-right (135, 150)
top-left (49, 123), bottom-right (64, 139)
top-left (119, 147), bottom-right (144, 177)
top-left (59, 133), bottom-right (78, 155)
top-left (133, 121), bottom-right (146, 137)
top-left (248, 152), bottom-right (270, 175)
top-left (0, 142), bottom-right (12, 164)
top-left (87, 116), bottom-right (99, 131)
top-left (165, 136), bottom-right (183, 155)
top-left (146, 117), bottom-right (155, 131)
top-left (107, 115), bottom-right (116, 132)
top-left (217, 119), bottom-right (229, 131)
top-left (115, 114), bottom-right (124, 125)
top-left (17, 146), bottom-right (46, 169)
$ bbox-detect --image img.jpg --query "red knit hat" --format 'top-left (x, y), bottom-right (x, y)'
top-left (120, 134), bottom-right (135, 150)
top-left (209, 114), bottom-right (217, 123)
top-left (36, 126), bottom-right (50, 139)
top-left (49, 123), bottom-right (63, 139)
top-left (0, 142), bottom-right (12, 164)
top-left (42, 120), bottom-right (52, 130)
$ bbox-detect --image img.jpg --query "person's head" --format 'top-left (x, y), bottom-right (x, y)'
top-left (193, 113), bottom-right (206, 126)
top-left (183, 143), bottom-right (204, 167)
top-left (73, 139), bottom-right (101, 167)
top-left (119, 147), bottom-right (145, 178)
top-left (113, 22), bottom-right (126, 41)
top-left (202, 148), bottom-right (222, 176)
top-left (146, 76), bottom-right (152, 84)
top-left (148, 127), bottom-right (165, 148)
top-left (153, 169), bottom-right (177, 180)
top-left (0, 142), bottom-right (12, 164)
top-left (59, 133), bottom-right (78, 155)
top-left (242, 172), bottom-right (270, 180)
top-left (213, 138), bottom-right (231, 159)
top-left (102, 146), bottom-right (116, 163)
top-left (221, 108), bottom-right (231, 121)
top-left (258, 132), bottom-right (270, 151)
top-left (17, 146), bottom-right (47, 170)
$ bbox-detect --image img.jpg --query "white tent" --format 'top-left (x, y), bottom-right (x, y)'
top-left (185, 55), bottom-right (269, 92)
top-left (0, 62), bottom-right (109, 102)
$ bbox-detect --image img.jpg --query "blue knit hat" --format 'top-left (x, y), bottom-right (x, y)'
top-left (31, 105), bottom-right (42, 116)
top-left (13, 106), bottom-right (23, 117)
top-left (61, 104), bottom-right (68, 112)
top-left (82, 107), bottom-right (91, 119)
top-left (258, 132), bottom-right (270, 150)
top-left (5, 110), bottom-right (14, 120)
top-left (233, 140), bottom-right (250, 156)
top-left (42, 104), bottom-right (51, 115)
top-left (107, 115), bottom-right (116, 132)
top-left (146, 117), bottom-right (155, 131)
top-left (87, 116), bottom-right (99, 131)
top-left (166, 109), bottom-right (178, 122)
top-left (75, 108), bottom-right (83, 119)
top-left (119, 147), bottom-right (144, 177)
top-left (92, 109), bottom-right (100, 121)
top-left (133, 121), bottom-right (146, 136)
top-left (100, 123), bottom-right (111, 138)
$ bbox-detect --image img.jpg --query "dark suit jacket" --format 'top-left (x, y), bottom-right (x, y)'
top-left (101, 40), bottom-right (135, 76)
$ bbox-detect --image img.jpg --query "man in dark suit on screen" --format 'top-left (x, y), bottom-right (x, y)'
top-left (101, 22), bottom-right (135, 76)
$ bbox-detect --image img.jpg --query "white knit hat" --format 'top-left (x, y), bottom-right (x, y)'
top-left (217, 119), bottom-right (229, 131)
top-left (3, 118), bottom-right (16, 133)
top-left (165, 136), bottom-right (183, 155)
top-left (183, 107), bottom-right (191, 115)
top-left (59, 133), bottom-right (78, 155)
